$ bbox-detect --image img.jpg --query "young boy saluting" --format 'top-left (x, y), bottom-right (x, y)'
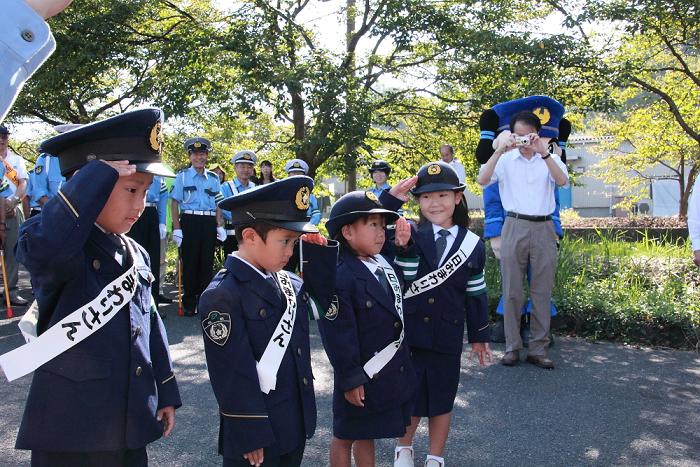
top-left (199, 175), bottom-right (338, 467)
top-left (1, 108), bottom-right (181, 466)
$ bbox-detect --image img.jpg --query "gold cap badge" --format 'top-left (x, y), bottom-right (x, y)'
top-left (365, 191), bottom-right (379, 203)
top-left (295, 186), bottom-right (311, 210)
top-left (427, 164), bottom-right (441, 175)
top-left (149, 121), bottom-right (163, 152)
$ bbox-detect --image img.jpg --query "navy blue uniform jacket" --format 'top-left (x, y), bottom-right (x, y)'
top-left (317, 251), bottom-right (415, 417)
top-left (199, 243), bottom-right (337, 459)
top-left (404, 223), bottom-right (490, 355)
top-left (14, 161), bottom-right (182, 452)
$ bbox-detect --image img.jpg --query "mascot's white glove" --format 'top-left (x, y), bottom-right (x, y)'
top-left (159, 224), bottom-right (167, 240)
top-left (172, 229), bottom-right (183, 247)
top-left (216, 226), bottom-right (227, 242)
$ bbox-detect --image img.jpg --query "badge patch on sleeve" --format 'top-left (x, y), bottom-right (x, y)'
top-left (325, 295), bottom-right (339, 321)
top-left (202, 311), bottom-right (232, 346)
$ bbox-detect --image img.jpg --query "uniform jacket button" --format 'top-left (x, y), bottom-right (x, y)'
top-left (423, 316), bottom-right (430, 323)
top-left (427, 297), bottom-right (435, 304)
top-left (135, 366), bottom-right (143, 377)
top-left (365, 300), bottom-right (373, 308)
top-left (92, 259), bottom-right (101, 270)
top-left (259, 308), bottom-right (267, 318)
top-left (297, 347), bottom-right (302, 356)
top-left (453, 319), bottom-right (459, 324)
top-left (394, 321), bottom-right (400, 329)
top-left (399, 365), bottom-right (404, 373)
top-left (302, 377), bottom-right (308, 386)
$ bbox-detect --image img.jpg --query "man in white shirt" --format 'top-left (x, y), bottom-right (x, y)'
top-left (478, 111), bottom-right (568, 369)
top-left (688, 176), bottom-right (700, 267)
top-left (0, 125), bottom-right (29, 305)
top-left (439, 144), bottom-right (466, 184)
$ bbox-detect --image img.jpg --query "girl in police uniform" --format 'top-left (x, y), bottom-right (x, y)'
top-left (393, 161), bottom-right (492, 467)
top-left (318, 184), bottom-right (417, 467)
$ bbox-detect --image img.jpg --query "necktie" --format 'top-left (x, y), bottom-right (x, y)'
top-left (374, 268), bottom-right (390, 296)
top-left (266, 275), bottom-right (281, 299)
top-left (435, 229), bottom-right (450, 265)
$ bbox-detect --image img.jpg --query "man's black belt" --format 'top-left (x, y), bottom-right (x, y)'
top-left (506, 211), bottom-right (552, 222)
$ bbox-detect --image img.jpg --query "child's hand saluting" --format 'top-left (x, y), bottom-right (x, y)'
top-left (394, 217), bottom-right (411, 248)
top-left (389, 176), bottom-right (418, 202)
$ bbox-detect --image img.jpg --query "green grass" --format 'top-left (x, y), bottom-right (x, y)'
top-left (485, 232), bottom-right (700, 350)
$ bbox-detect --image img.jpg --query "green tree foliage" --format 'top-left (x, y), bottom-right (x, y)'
top-left (9, 0), bottom-right (227, 125)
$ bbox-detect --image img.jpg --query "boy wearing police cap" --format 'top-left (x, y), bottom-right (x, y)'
top-left (218, 150), bottom-right (258, 255)
top-left (199, 176), bottom-right (338, 466)
top-left (170, 137), bottom-right (225, 315)
top-left (2, 108), bottom-right (181, 466)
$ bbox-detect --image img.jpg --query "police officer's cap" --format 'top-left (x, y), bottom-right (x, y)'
top-left (412, 161), bottom-right (465, 195)
top-left (368, 160), bottom-right (391, 176)
top-left (232, 150), bottom-right (257, 165)
top-left (40, 108), bottom-right (175, 177)
top-left (492, 95), bottom-right (565, 139)
top-left (0, 124), bottom-right (9, 135)
top-left (185, 137), bottom-right (211, 153)
top-left (285, 158), bottom-right (309, 175)
top-left (219, 176), bottom-right (318, 233)
top-left (325, 190), bottom-right (399, 239)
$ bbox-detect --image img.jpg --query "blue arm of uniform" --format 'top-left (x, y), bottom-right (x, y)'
top-left (0, 0), bottom-right (55, 122)
top-left (150, 311), bottom-right (182, 410)
top-left (32, 166), bottom-right (50, 200)
top-left (299, 240), bottom-right (338, 313)
top-left (317, 278), bottom-right (369, 392)
top-left (199, 285), bottom-right (276, 456)
top-left (16, 161), bottom-right (118, 272)
top-left (308, 194), bottom-right (321, 225)
top-left (464, 241), bottom-right (490, 343)
top-left (157, 184), bottom-right (167, 225)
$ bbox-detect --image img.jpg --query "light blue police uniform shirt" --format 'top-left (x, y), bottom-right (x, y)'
top-left (0, 164), bottom-right (7, 197)
top-left (170, 167), bottom-right (222, 212)
top-left (220, 178), bottom-right (255, 223)
top-left (0, 0), bottom-right (56, 122)
top-left (27, 153), bottom-right (64, 207)
top-left (308, 193), bottom-right (321, 225)
top-left (146, 176), bottom-right (168, 224)
top-left (369, 183), bottom-right (391, 199)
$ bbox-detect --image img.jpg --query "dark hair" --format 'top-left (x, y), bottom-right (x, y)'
top-left (260, 160), bottom-right (276, 183)
top-left (509, 111), bottom-right (542, 133)
top-left (417, 192), bottom-right (469, 229)
top-left (234, 221), bottom-right (279, 243)
top-left (440, 144), bottom-right (454, 155)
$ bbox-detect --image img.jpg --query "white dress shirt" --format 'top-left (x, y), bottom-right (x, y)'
top-left (1, 150), bottom-right (29, 196)
top-left (433, 224), bottom-right (459, 266)
top-left (479, 148), bottom-right (569, 216)
top-left (0, 0), bottom-right (56, 121)
top-left (446, 158), bottom-right (466, 184)
top-left (688, 177), bottom-right (700, 251)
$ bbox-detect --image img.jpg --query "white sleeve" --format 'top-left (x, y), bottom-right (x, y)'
top-left (0, 0), bottom-right (55, 122)
top-left (688, 178), bottom-right (700, 251)
top-left (454, 160), bottom-right (467, 184)
top-left (549, 154), bottom-right (570, 188)
top-left (15, 154), bottom-right (29, 180)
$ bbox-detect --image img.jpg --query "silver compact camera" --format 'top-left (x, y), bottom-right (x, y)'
top-left (514, 135), bottom-right (530, 146)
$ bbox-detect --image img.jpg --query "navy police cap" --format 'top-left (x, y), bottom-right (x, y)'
top-left (0, 124), bottom-right (9, 135)
top-left (412, 161), bottom-right (465, 195)
top-left (368, 160), bottom-right (391, 176)
top-left (185, 137), bottom-right (211, 153)
top-left (492, 95), bottom-right (565, 139)
top-left (218, 176), bottom-right (318, 233)
top-left (40, 108), bottom-right (174, 177)
top-left (325, 190), bottom-right (399, 239)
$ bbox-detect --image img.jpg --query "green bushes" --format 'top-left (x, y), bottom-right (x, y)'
top-left (485, 232), bottom-right (700, 350)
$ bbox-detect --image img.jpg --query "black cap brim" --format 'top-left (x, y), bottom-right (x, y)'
top-left (412, 182), bottom-right (466, 195)
top-left (263, 220), bottom-right (319, 233)
top-left (134, 162), bottom-right (175, 177)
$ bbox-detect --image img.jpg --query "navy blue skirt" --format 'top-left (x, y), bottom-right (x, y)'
top-left (334, 400), bottom-right (413, 440)
top-left (410, 348), bottom-right (461, 417)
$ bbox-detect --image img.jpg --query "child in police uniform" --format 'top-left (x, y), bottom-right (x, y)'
top-left (4, 108), bottom-right (181, 466)
top-left (391, 162), bottom-right (492, 467)
top-left (318, 182), bottom-right (418, 467)
top-left (199, 176), bottom-right (338, 467)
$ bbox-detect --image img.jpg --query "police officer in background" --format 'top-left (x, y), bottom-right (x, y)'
top-left (128, 175), bottom-right (168, 311)
top-left (219, 150), bottom-right (257, 255)
top-left (170, 137), bottom-right (226, 316)
top-left (284, 159), bottom-right (321, 225)
top-left (368, 160), bottom-right (392, 198)
top-left (26, 152), bottom-right (65, 217)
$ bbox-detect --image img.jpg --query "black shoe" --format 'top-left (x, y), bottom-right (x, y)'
top-left (158, 294), bottom-right (173, 304)
top-left (526, 355), bottom-right (555, 369)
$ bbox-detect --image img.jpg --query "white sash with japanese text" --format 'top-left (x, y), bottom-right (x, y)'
top-left (362, 255), bottom-right (404, 378)
top-left (0, 238), bottom-right (138, 382)
top-left (256, 270), bottom-right (297, 394)
top-left (403, 230), bottom-right (480, 300)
